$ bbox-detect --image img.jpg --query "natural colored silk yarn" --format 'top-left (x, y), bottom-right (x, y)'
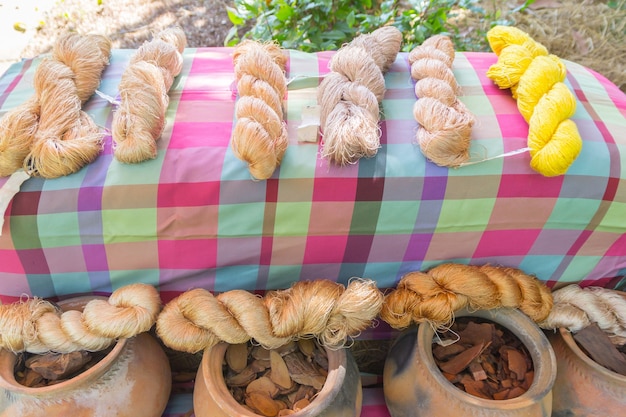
top-left (156, 278), bottom-right (383, 353)
top-left (409, 35), bottom-right (476, 167)
top-left (486, 25), bottom-right (582, 177)
top-left (317, 26), bottom-right (402, 165)
top-left (0, 99), bottom-right (42, 177)
top-left (265, 278), bottom-right (384, 347)
top-left (112, 27), bottom-right (187, 164)
top-left (0, 33), bottom-right (111, 178)
top-left (380, 263), bottom-right (553, 329)
top-left (0, 283), bottom-right (161, 354)
top-left (230, 40), bottom-right (288, 180)
top-left (539, 284), bottom-right (626, 338)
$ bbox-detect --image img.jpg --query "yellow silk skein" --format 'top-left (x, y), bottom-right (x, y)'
top-left (486, 26), bottom-right (582, 177)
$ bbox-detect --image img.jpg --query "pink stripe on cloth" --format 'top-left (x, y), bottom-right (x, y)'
top-left (362, 387), bottom-right (392, 417)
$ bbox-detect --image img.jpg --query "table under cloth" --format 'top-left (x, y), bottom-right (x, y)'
top-left (0, 47), bottom-right (625, 416)
top-left (1, 48), bottom-right (625, 302)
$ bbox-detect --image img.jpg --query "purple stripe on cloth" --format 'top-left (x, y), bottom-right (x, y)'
top-left (78, 187), bottom-right (104, 211)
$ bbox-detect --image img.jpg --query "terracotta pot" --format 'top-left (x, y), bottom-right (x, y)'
top-left (0, 296), bottom-right (171, 417)
top-left (548, 327), bottom-right (626, 416)
top-left (383, 308), bottom-right (556, 417)
top-left (193, 342), bottom-right (362, 417)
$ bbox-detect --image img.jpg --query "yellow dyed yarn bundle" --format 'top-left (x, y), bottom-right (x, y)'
top-left (486, 25), bottom-right (582, 177)
top-left (317, 26), bottom-right (403, 165)
top-left (231, 40), bottom-right (288, 180)
top-left (409, 35), bottom-right (475, 167)
top-left (112, 27), bottom-right (187, 164)
top-left (0, 33), bottom-right (111, 178)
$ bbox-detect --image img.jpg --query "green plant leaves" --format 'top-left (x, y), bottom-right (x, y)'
top-left (224, 0), bottom-right (526, 52)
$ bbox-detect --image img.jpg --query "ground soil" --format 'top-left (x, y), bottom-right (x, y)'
top-left (6, 0), bottom-right (626, 91)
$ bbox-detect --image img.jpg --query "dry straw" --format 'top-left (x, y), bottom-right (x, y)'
top-left (156, 278), bottom-right (384, 353)
top-left (230, 40), bottom-right (288, 180)
top-left (380, 263), bottom-right (553, 329)
top-left (540, 284), bottom-right (626, 339)
top-left (0, 283), bottom-right (161, 354)
top-left (0, 33), bottom-right (111, 178)
top-left (112, 27), bottom-right (187, 164)
top-left (317, 26), bottom-right (403, 165)
top-left (486, 25), bottom-right (582, 177)
top-left (515, 0), bottom-right (625, 93)
top-left (409, 35), bottom-right (476, 167)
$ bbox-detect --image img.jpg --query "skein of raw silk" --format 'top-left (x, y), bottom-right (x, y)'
top-left (230, 40), bottom-right (288, 180)
top-left (380, 263), bottom-right (553, 329)
top-left (155, 278), bottom-right (383, 353)
top-left (409, 35), bottom-right (476, 167)
top-left (112, 27), bottom-right (187, 164)
top-left (0, 283), bottom-right (161, 354)
top-left (486, 25), bottom-right (582, 177)
top-left (539, 285), bottom-right (626, 339)
top-left (317, 26), bottom-right (403, 165)
top-left (0, 33), bottom-right (111, 179)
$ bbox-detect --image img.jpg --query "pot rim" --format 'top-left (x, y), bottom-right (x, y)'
top-left (201, 340), bottom-right (348, 416)
top-left (557, 326), bottom-right (626, 382)
top-left (0, 295), bottom-right (127, 395)
top-left (417, 307), bottom-right (556, 410)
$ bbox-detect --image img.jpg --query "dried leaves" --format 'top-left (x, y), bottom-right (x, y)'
top-left (224, 339), bottom-right (328, 416)
top-left (14, 347), bottom-right (113, 387)
top-left (433, 318), bottom-right (534, 400)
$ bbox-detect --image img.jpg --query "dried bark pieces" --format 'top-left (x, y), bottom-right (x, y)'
top-left (224, 339), bottom-right (327, 416)
top-left (573, 322), bottom-right (626, 376)
top-left (14, 348), bottom-right (112, 387)
top-left (432, 317), bottom-right (534, 400)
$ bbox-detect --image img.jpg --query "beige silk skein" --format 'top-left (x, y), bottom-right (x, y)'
top-left (0, 283), bottom-right (161, 354)
top-left (540, 284), bottom-right (626, 338)
top-left (0, 33), bottom-right (111, 178)
top-left (230, 40), bottom-right (288, 180)
top-left (317, 26), bottom-right (403, 165)
top-left (409, 35), bottom-right (475, 167)
top-left (156, 278), bottom-right (383, 353)
top-left (380, 263), bottom-right (553, 329)
top-left (112, 27), bottom-right (187, 164)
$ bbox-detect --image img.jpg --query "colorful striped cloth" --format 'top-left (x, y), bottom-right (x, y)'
top-left (0, 48), bottom-right (625, 306)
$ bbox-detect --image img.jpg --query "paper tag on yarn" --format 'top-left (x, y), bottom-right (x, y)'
top-left (297, 105), bottom-right (321, 143)
top-left (0, 170), bottom-right (30, 236)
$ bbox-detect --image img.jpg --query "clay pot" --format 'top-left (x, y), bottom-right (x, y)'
top-left (383, 308), bottom-right (556, 417)
top-left (193, 342), bottom-right (362, 417)
top-left (0, 296), bottom-right (171, 417)
top-left (548, 327), bottom-right (626, 416)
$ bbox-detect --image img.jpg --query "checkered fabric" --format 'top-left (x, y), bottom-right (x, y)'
top-left (0, 48), bottom-right (625, 305)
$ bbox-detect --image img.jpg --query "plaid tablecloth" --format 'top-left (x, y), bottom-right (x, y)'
top-left (1, 48), bottom-right (625, 303)
top-left (0, 47), bottom-right (625, 417)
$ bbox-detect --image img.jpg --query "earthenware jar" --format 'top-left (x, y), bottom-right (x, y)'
top-left (383, 308), bottom-right (556, 417)
top-left (548, 326), bottom-right (626, 416)
top-left (0, 296), bottom-right (171, 417)
top-left (193, 342), bottom-right (362, 417)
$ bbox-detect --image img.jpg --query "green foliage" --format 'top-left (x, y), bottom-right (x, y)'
top-left (225, 0), bottom-right (378, 52)
top-left (225, 0), bottom-right (532, 52)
